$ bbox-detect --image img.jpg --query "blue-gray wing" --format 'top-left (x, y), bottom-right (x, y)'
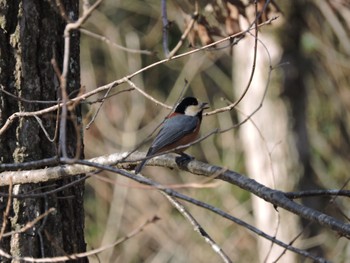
top-left (149, 115), bottom-right (198, 154)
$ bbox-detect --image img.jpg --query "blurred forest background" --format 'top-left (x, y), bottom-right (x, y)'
top-left (79, 0), bottom-right (350, 262)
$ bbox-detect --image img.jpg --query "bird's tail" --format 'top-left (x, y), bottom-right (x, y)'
top-left (135, 148), bottom-right (153, 173)
top-left (135, 158), bottom-right (148, 174)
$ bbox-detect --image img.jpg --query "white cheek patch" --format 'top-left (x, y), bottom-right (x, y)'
top-left (185, 105), bottom-right (200, 116)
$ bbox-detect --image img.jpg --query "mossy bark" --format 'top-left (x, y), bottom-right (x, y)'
top-left (0, 1), bottom-right (87, 262)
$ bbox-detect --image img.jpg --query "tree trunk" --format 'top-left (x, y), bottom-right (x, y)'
top-left (0, 1), bottom-right (86, 262)
top-left (234, 28), bottom-right (299, 262)
top-left (279, 0), bottom-right (325, 258)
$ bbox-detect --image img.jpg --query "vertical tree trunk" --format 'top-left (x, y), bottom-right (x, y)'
top-left (234, 30), bottom-right (299, 262)
top-left (279, 0), bottom-right (324, 257)
top-left (0, 1), bottom-right (86, 262)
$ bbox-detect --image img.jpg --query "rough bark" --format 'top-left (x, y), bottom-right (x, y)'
top-left (0, 1), bottom-right (86, 262)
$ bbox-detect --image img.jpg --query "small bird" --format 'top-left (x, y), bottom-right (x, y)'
top-left (135, 97), bottom-right (209, 173)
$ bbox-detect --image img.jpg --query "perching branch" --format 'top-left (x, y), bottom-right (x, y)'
top-left (1, 152), bottom-right (349, 241)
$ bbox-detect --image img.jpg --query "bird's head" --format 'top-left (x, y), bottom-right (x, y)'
top-left (175, 97), bottom-right (209, 117)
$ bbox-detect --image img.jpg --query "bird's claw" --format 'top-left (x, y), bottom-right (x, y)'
top-left (175, 154), bottom-right (194, 167)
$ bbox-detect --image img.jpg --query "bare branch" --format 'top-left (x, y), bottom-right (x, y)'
top-left (161, 0), bottom-right (169, 56)
top-left (161, 191), bottom-right (232, 263)
top-left (33, 116), bottom-right (56, 142)
top-left (137, 169), bottom-right (232, 263)
top-left (168, 3), bottom-right (199, 58)
top-left (85, 85), bottom-right (113, 129)
top-left (0, 17), bottom-right (278, 136)
top-left (0, 178), bottom-right (12, 242)
top-left (2, 208), bottom-right (55, 238)
top-left (80, 28), bottom-right (154, 55)
top-left (125, 78), bottom-right (171, 109)
top-left (285, 190), bottom-right (350, 199)
top-left (59, 0), bottom-right (102, 159)
top-left (70, 159), bottom-right (331, 263)
top-left (0, 216), bottom-right (159, 262)
top-left (1, 153), bottom-right (349, 241)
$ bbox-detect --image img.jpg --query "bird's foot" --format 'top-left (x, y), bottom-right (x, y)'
top-left (175, 153), bottom-right (194, 167)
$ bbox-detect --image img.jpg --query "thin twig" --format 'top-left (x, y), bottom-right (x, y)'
top-left (80, 28), bottom-right (154, 55)
top-left (0, 178), bottom-right (12, 242)
top-left (86, 88), bottom-right (135, 104)
top-left (59, 0), bottom-right (103, 159)
top-left (71, 160), bottom-right (330, 263)
top-left (168, 2), bottom-right (199, 58)
top-left (286, 189), bottom-right (350, 199)
top-left (2, 208), bottom-right (55, 242)
top-left (92, 172), bottom-right (221, 189)
top-left (85, 85), bottom-right (113, 129)
top-left (0, 86), bottom-right (59, 104)
top-left (162, 192), bottom-right (232, 263)
top-left (55, 0), bottom-right (70, 22)
top-left (34, 116), bottom-right (56, 142)
top-left (125, 78), bottom-right (171, 109)
top-left (0, 153), bottom-right (348, 252)
top-left (136, 166), bottom-right (230, 262)
top-left (0, 17), bottom-right (278, 136)
top-left (274, 179), bottom-right (350, 262)
top-left (37, 197), bottom-right (49, 257)
top-left (135, 164), bottom-right (231, 262)
top-left (161, 0), bottom-right (169, 56)
top-left (0, 157), bottom-right (59, 172)
top-left (0, 88), bottom-right (273, 174)
top-left (0, 176), bottom-right (89, 199)
top-left (0, 216), bottom-right (159, 262)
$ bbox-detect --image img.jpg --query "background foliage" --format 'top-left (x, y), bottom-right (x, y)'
top-left (79, 0), bottom-right (350, 262)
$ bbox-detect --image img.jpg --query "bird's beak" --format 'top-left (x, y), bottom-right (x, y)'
top-left (200, 102), bottom-right (210, 110)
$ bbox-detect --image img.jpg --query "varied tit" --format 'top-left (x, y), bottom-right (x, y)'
top-left (135, 97), bottom-right (209, 173)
